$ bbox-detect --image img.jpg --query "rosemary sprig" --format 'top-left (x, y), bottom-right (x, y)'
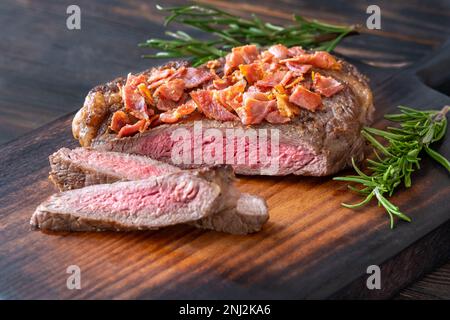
top-left (139, 4), bottom-right (356, 66)
top-left (334, 106), bottom-right (450, 229)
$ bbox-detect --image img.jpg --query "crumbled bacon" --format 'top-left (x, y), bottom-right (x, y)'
top-left (282, 51), bottom-right (341, 70)
top-left (110, 110), bottom-right (132, 133)
top-left (122, 73), bottom-right (149, 120)
top-left (213, 76), bottom-right (235, 90)
top-left (137, 83), bottom-right (154, 106)
top-left (289, 85), bottom-right (322, 111)
top-left (190, 90), bottom-right (238, 121)
top-left (215, 80), bottom-right (246, 111)
top-left (260, 50), bottom-right (275, 63)
top-left (156, 93), bottom-right (189, 111)
top-left (224, 45), bottom-right (259, 75)
top-left (285, 62), bottom-right (312, 76)
top-left (117, 119), bottom-right (147, 138)
top-left (280, 71), bottom-right (294, 87)
top-left (159, 100), bottom-right (197, 124)
top-left (275, 92), bottom-right (300, 117)
top-left (287, 46), bottom-right (305, 57)
top-left (239, 63), bottom-right (264, 84)
top-left (181, 67), bottom-right (213, 89)
top-left (154, 79), bottom-right (185, 102)
top-left (268, 44), bottom-right (290, 59)
top-left (236, 92), bottom-right (277, 125)
top-left (312, 72), bottom-right (345, 97)
top-left (147, 68), bottom-right (174, 84)
top-left (206, 59), bottom-right (221, 70)
top-left (109, 45), bottom-right (347, 136)
top-left (256, 70), bottom-right (288, 88)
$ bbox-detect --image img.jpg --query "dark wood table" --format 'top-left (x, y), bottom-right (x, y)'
top-left (1, 0), bottom-right (449, 299)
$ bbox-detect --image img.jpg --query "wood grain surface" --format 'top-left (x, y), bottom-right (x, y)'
top-left (0, 0), bottom-right (449, 299)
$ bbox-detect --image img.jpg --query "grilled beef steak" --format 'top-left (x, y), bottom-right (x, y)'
top-left (44, 147), bottom-right (269, 234)
top-left (72, 45), bottom-right (373, 176)
top-left (31, 172), bottom-right (221, 232)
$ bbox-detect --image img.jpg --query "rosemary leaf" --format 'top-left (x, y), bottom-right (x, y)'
top-left (334, 105), bottom-right (449, 228)
top-left (140, 4), bottom-right (356, 65)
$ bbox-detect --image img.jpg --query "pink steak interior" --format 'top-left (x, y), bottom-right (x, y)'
top-left (69, 148), bottom-right (179, 180)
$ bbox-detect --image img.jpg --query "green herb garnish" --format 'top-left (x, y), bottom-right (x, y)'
top-left (334, 106), bottom-right (449, 228)
top-left (139, 4), bottom-right (356, 66)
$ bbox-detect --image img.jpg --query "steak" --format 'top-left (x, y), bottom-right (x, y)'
top-left (49, 147), bottom-right (180, 191)
top-left (31, 172), bottom-right (221, 232)
top-left (44, 147), bottom-right (269, 234)
top-left (72, 46), bottom-right (374, 176)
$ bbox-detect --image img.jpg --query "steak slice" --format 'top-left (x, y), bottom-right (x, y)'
top-left (49, 147), bottom-right (180, 191)
top-left (31, 172), bottom-right (220, 232)
top-left (191, 194), bottom-right (268, 234)
top-left (46, 147), bottom-right (269, 234)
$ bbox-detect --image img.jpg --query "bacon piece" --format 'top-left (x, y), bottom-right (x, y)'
top-left (239, 63), bottom-right (264, 84)
top-left (236, 92), bottom-right (276, 125)
top-left (190, 90), bottom-right (238, 121)
top-left (156, 98), bottom-right (178, 111)
top-left (285, 76), bottom-right (303, 89)
top-left (137, 83), bottom-right (154, 106)
top-left (154, 79), bottom-right (185, 101)
top-left (275, 92), bottom-right (300, 117)
top-left (224, 45), bottom-right (259, 75)
top-left (117, 119), bottom-right (147, 138)
top-left (110, 110), bottom-right (132, 133)
top-left (148, 67), bottom-right (186, 90)
top-left (147, 68), bottom-right (174, 84)
top-left (181, 67), bottom-right (213, 89)
top-left (159, 100), bottom-right (197, 124)
top-left (268, 44), bottom-right (290, 59)
top-left (260, 50), bottom-right (275, 63)
top-left (168, 66), bottom-right (187, 80)
top-left (265, 110), bottom-right (291, 124)
top-left (280, 71), bottom-right (294, 86)
top-left (288, 46), bottom-right (305, 57)
top-left (282, 51), bottom-right (341, 70)
top-left (216, 80), bottom-right (246, 111)
top-left (206, 59), bottom-right (221, 70)
top-left (213, 76), bottom-right (235, 90)
top-left (122, 73), bottom-right (149, 120)
top-left (285, 62), bottom-right (312, 76)
top-left (256, 70), bottom-right (288, 88)
top-left (156, 93), bottom-right (189, 111)
top-left (289, 85), bottom-right (322, 111)
top-left (312, 72), bottom-right (345, 97)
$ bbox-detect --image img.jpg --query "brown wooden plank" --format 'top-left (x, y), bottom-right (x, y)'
top-left (1, 0), bottom-right (450, 299)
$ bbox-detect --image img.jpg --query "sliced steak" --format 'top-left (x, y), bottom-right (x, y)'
top-left (49, 147), bottom-right (180, 191)
top-left (31, 172), bottom-right (220, 232)
top-left (191, 194), bottom-right (268, 234)
top-left (46, 147), bottom-right (269, 234)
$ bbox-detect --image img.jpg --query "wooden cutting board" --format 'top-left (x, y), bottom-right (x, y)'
top-left (0, 42), bottom-right (449, 300)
